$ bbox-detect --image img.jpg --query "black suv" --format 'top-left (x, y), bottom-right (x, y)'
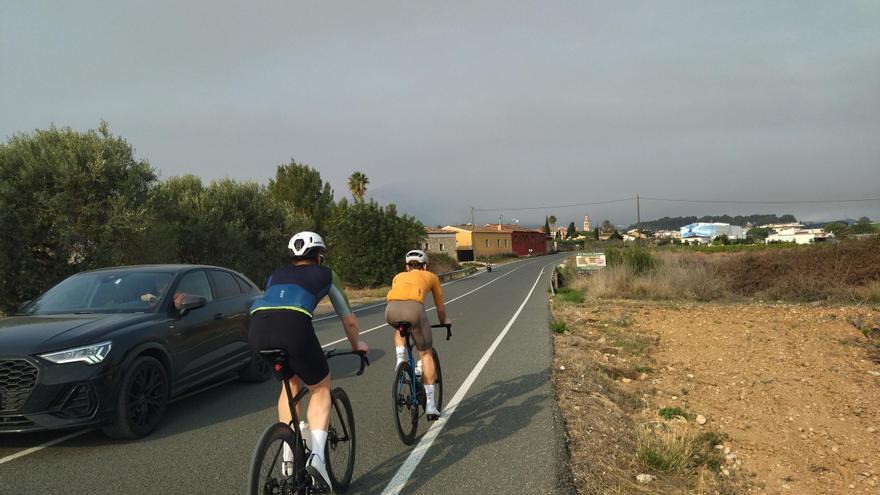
top-left (0, 265), bottom-right (270, 438)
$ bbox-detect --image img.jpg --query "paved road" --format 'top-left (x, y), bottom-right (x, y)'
top-left (0, 255), bottom-right (573, 494)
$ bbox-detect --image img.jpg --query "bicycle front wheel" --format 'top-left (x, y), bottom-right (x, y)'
top-left (392, 361), bottom-right (419, 445)
top-left (326, 387), bottom-right (356, 492)
top-left (248, 422), bottom-right (305, 495)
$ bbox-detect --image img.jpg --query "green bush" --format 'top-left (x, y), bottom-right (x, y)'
top-left (555, 287), bottom-right (584, 304)
top-left (605, 246), bottom-right (655, 275)
top-left (550, 320), bottom-right (568, 334)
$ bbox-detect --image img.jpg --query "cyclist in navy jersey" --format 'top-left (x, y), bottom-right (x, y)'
top-left (249, 231), bottom-right (368, 487)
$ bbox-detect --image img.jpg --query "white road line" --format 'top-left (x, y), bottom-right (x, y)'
top-left (318, 260), bottom-right (536, 349)
top-left (0, 429), bottom-right (94, 465)
top-left (381, 266), bottom-right (547, 495)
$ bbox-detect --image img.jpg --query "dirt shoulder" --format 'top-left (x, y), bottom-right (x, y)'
top-left (552, 298), bottom-right (880, 494)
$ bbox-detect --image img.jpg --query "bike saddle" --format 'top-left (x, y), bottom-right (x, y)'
top-left (259, 349), bottom-right (288, 361)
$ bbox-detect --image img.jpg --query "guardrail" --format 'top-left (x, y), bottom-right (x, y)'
top-left (437, 266), bottom-right (478, 283)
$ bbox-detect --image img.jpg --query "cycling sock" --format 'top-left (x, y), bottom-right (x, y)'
top-left (310, 429), bottom-right (328, 462)
top-left (283, 441), bottom-right (294, 463)
top-left (424, 384), bottom-right (436, 408)
top-left (395, 346), bottom-right (406, 365)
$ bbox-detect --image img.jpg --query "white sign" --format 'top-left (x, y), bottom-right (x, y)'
top-left (576, 252), bottom-right (606, 271)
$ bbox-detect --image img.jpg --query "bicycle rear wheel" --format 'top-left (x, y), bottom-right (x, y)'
top-left (392, 361), bottom-right (419, 445)
top-left (326, 387), bottom-right (356, 492)
top-left (248, 422), bottom-right (307, 495)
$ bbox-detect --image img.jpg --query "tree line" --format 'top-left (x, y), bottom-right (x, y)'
top-left (0, 123), bottom-right (424, 312)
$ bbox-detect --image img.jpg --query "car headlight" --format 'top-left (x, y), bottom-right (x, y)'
top-left (39, 341), bottom-right (112, 365)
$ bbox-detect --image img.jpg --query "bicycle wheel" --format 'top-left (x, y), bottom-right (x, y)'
top-left (248, 422), bottom-right (307, 495)
top-left (392, 361), bottom-right (419, 445)
top-left (431, 349), bottom-right (443, 412)
top-left (326, 387), bottom-right (356, 492)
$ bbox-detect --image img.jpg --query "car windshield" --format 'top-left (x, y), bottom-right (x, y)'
top-left (21, 271), bottom-right (175, 315)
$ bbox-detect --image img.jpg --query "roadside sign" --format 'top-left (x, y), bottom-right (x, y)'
top-left (576, 252), bottom-right (606, 271)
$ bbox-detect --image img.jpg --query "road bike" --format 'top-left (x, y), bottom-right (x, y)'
top-left (390, 322), bottom-right (452, 445)
top-left (248, 349), bottom-right (368, 494)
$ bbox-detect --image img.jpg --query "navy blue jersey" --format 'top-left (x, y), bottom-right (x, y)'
top-left (250, 264), bottom-right (352, 318)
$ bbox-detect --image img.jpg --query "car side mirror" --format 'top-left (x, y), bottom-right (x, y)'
top-left (175, 294), bottom-right (207, 316)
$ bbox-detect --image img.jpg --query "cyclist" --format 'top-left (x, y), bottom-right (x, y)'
top-left (385, 249), bottom-right (450, 421)
top-left (248, 231), bottom-right (368, 487)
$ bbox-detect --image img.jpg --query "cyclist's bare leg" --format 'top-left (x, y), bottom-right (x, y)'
top-left (393, 330), bottom-right (406, 348)
top-left (278, 377), bottom-right (303, 424)
top-left (307, 375), bottom-right (331, 431)
top-left (419, 348), bottom-right (435, 384)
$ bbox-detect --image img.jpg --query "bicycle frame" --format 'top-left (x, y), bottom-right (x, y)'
top-left (395, 323), bottom-right (451, 409)
top-left (265, 349), bottom-right (368, 478)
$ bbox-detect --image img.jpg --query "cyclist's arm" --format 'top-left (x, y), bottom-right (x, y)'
top-left (328, 271), bottom-right (365, 352)
top-left (431, 274), bottom-right (449, 325)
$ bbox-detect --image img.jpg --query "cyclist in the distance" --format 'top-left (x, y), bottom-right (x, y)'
top-left (248, 231), bottom-right (368, 487)
top-left (385, 249), bottom-right (450, 420)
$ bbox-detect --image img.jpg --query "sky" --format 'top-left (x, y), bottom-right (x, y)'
top-left (2, 1), bottom-right (879, 228)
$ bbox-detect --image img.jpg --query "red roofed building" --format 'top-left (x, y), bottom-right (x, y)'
top-left (483, 224), bottom-right (550, 256)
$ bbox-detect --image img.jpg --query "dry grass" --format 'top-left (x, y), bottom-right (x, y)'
top-left (576, 240), bottom-right (880, 304)
top-left (636, 423), bottom-right (698, 474)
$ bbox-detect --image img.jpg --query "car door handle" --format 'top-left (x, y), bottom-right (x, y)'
top-left (214, 313), bottom-right (225, 320)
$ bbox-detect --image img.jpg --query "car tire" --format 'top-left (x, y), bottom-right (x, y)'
top-left (103, 356), bottom-right (169, 439)
top-left (239, 351), bottom-right (272, 383)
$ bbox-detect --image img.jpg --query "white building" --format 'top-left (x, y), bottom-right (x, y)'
top-left (767, 228), bottom-right (834, 245)
top-left (680, 223), bottom-right (746, 241)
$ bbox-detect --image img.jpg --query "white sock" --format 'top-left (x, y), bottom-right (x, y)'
top-left (283, 441), bottom-right (294, 463)
top-left (395, 346), bottom-right (406, 365)
top-left (310, 429), bottom-right (328, 462)
top-left (424, 384), bottom-right (436, 409)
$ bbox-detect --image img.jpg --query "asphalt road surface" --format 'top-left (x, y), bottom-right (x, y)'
top-left (0, 254), bottom-right (573, 494)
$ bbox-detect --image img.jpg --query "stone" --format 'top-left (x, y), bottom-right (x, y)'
top-left (696, 415), bottom-right (707, 425)
top-left (621, 378), bottom-right (632, 384)
top-left (559, 365), bottom-right (566, 371)
top-left (636, 474), bottom-right (655, 484)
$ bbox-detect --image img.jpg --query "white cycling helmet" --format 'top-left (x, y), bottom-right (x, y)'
top-left (288, 231), bottom-right (326, 258)
top-left (405, 249), bottom-right (428, 265)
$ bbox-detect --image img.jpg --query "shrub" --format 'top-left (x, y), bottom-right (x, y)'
top-left (555, 287), bottom-right (584, 304)
top-left (636, 423), bottom-right (697, 474)
top-left (550, 320), bottom-right (568, 334)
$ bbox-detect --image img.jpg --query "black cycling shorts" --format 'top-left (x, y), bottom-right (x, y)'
top-left (248, 310), bottom-right (329, 386)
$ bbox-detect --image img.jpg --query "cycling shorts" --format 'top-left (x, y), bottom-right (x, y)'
top-left (385, 300), bottom-right (433, 351)
top-left (248, 310), bottom-right (328, 386)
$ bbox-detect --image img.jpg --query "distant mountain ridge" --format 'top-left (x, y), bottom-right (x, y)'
top-left (628, 214), bottom-right (797, 231)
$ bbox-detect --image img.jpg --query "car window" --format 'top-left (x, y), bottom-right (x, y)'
top-left (175, 271), bottom-right (213, 302)
top-left (209, 270), bottom-right (242, 299)
top-left (234, 274), bottom-right (259, 294)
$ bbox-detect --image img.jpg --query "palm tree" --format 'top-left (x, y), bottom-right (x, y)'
top-left (348, 171), bottom-right (369, 202)
top-left (548, 215), bottom-right (557, 234)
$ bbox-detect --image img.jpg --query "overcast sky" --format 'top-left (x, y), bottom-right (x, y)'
top-left (2, 1), bottom-right (878, 227)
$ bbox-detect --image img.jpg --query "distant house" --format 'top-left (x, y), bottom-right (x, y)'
top-left (484, 224), bottom-right (550, 256)
top-left (623, 229), bottom-right (648, 242)
top-left (767, 228), bottom-right (834, 245)
top-left (421, 228), bottom-right (458, 260)
top-left (443, 225), bottom-right (513, 261)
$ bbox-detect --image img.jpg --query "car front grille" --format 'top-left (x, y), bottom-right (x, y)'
top-left (0, 359), bottom-right (39, 413)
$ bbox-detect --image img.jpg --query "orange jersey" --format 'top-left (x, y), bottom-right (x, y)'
top-left (386, 270), bottom-right (442, 304)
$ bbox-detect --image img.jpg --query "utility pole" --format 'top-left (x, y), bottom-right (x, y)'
top-left (637, 194), bottom-right (642, 243)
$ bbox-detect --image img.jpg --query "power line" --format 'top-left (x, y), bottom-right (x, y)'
top-left (473, 197), bottom-right (635, 212)
top-left (641, 196), bottom-right (880, 205)
top-left (473, 195), bottom-right (880, 212)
